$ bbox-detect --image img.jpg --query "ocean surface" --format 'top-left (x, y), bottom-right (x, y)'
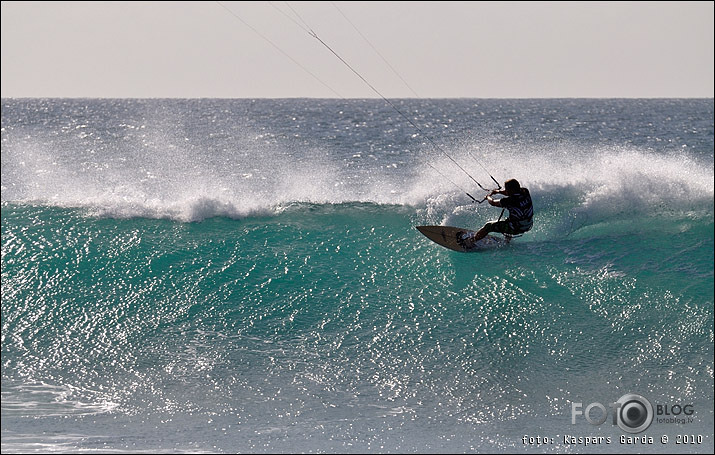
top-left (1, 98), bottom-right (713, 453)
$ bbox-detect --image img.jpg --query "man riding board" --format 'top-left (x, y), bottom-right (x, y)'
top-left (458, 178), bottom-right (533, 248)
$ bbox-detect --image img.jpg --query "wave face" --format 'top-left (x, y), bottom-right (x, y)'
top-left (2, 98), bottom-right (713, 453)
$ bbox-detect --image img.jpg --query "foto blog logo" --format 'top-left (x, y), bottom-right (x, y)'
top-left (571, 394), bottom-right (654, 434)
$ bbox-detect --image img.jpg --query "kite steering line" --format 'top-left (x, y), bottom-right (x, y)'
top-left (300, 21), bottom-right (501, 202)
top-left (221, 1), bottom-right (502, 202)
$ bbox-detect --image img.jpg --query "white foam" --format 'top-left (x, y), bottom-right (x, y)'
top-left (2, 131), bottom-right (712, 222)
top-left (417, 140), bottom-right (714, 224)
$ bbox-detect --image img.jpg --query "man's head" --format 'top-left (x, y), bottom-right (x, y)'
top-left (504, 179), bottom-right (521, 195)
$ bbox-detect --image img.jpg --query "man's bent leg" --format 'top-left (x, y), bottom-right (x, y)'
top-left (462, 222), bottom-right (496, 247)
top-left (473, 225), bottom-right (491, 242)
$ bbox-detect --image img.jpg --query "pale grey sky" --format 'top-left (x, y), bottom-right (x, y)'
top-left (1, 1), bottom-right (713, 98)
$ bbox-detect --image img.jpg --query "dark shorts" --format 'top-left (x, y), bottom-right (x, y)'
top-left (482, 219), bottom-right (529, 236)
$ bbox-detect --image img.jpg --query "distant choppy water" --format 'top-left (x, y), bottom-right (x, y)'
top-left (1, 98), bottom-right (713, 453)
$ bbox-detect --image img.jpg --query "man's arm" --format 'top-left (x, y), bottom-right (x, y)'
top-left (486, 189), bottom-right (506, 207)
top-left (486, 194), bottom-right (502, 207)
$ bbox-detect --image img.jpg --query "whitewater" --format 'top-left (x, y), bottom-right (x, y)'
top-left (1, 98), bottom-right (713, 453)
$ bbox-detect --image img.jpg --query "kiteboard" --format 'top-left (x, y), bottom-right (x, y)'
top-left (416, 225), bottom-right (509, 252)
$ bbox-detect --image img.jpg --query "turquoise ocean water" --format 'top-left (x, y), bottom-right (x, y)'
top-left (1, 98), bottom-right (713, 453)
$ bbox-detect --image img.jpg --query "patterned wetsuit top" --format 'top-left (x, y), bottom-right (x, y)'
top-left (499, 188), bottom-right (534, 233)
